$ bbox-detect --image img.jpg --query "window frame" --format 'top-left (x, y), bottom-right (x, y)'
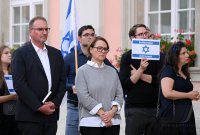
top-left (144, 0), bottom-right (195, 40)
top-left (9, 0), bottom-right (44, 48)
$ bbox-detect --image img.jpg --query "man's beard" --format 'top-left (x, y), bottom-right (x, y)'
top-left (82, 44), bottom-right (88, 48)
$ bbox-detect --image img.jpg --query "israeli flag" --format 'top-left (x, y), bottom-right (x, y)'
top-left (61, 0), bottom-right (78, 57)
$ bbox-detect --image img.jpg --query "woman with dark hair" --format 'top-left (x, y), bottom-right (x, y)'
top-left (0, 45), bottom-right (19, 135)
top-left (75, 36), bottom-right (123, 135)
top-left (158, 41), bottom-right (199, 134)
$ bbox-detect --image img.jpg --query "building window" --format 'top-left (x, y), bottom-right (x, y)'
top-left (145, 0), bottom-right (195, 39)
top-left (10, 0), bottom-right (43, 48)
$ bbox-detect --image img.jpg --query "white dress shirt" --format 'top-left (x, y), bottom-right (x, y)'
top-left (32, 42), bottom-right (52, 92)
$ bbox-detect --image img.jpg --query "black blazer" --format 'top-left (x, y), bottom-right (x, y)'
top-left (11, 41), bottom-right (66, 122)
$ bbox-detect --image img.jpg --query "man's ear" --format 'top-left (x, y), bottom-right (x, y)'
top-left (78, 36), bottom-right (81, 42)
top-left (130, 36), bottom-right (134, 40)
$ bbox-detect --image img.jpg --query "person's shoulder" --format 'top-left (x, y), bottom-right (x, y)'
top-left (123, 50), bottom-right (131, 56)
top-left (161, 65), bottom-right (176, 78)
top-left (104, 64), bottom-right (118, 74)
top-left (66, 51), bottom-right (75, 57)
top-left (14, 41), bottom-right (31, 53)
top-left (46, 45), bottom-right (63, 59)
top-left (46, 45), bottom-right (60, 53)
top-left (164, 65), bottom-right (173, 71)
top-left (77, 63), bottom-right (88, 73)
top-left (121, 49), bottom-right (131, 59)
top-left (63, 51), bottom-right (75, 61)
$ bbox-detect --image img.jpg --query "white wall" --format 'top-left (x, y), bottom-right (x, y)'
top-left (59, 0), bottom-right (100, 43)
top-left (77, 0), bottom-right (100, 34)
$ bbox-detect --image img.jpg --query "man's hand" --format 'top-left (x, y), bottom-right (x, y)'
top-left (139, 58), bottom-right (149, 71)
top-left (45, 101), bottom-right (56, 109)
top-left (38, 101), bottom-right (55, 115)
top-left (130, 64), bottom-right (137, 75)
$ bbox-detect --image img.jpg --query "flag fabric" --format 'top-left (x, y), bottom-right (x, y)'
top-left (61, 0), bottom-right (78, 57)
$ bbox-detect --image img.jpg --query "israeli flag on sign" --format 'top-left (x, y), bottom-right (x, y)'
top-left (61, 0), bottom-right (78, 57)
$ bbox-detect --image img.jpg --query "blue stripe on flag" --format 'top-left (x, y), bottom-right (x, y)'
top-left (61, 0), bottom-right (78, 57)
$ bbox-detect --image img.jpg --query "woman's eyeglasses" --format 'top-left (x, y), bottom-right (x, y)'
top-left (93, 46), bottom-right (109, 53)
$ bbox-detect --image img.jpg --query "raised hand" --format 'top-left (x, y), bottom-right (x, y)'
top-left (139, 58), bottom-right (149, 71)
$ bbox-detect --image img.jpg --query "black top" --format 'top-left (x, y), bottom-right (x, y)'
top-left (119, 50), bottom-right (164, 108)
top-left (159, 65), bottom-right (193, 118)
top-left (0, 87), bottom-right (4, 115)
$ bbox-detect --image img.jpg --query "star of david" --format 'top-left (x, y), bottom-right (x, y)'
top-left (142, 45), bottom-right (149, 54)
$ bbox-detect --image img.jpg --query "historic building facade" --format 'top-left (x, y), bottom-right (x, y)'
top-left (0, 0), bottom-right (199, 80)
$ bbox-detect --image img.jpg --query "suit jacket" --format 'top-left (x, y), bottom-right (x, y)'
top-left (11, 41), bottom-right (66, 122)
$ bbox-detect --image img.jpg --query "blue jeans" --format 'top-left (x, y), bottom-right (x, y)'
top-left (65, 103), bottom-right (79, 135)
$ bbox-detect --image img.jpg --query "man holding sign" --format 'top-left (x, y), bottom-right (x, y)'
top-left (119, 24), bottom-right (164, 135)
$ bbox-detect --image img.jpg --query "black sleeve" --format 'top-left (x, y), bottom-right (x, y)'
top-left (63, 55), bottom-right (74, 93)
top-left (119, 51), bottom-right (135, 93)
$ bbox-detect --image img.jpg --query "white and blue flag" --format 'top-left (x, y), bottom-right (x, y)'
top-left (61, 0), bottom-right (78, 57)
top-left (131, 39), bottom-right (160, 60)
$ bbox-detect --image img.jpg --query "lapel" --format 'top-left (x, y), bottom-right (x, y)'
top-left (46, 45), bottom-right (55, 84)
top-left (27, 42), bottom-right (46, 78)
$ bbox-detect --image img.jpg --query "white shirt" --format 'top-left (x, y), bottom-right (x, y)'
top-left (79, 60), bottom-right (121, 127)
top-left (32, 42), bottom-right (52, 92)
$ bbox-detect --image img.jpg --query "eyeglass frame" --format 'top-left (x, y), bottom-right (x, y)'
top-left (31, 27), bottom-right (51, 32)
top-left (92, 46), bottom-right (109, 53)
top-left (134, 31), bottom-right (149, 37)
top-left (81, 33), bottom-right (96, 38)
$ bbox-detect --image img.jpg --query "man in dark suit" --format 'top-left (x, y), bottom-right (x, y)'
top-left (11, 16), bottom-right (66, 135)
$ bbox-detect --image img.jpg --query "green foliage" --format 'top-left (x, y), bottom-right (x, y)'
top-left (158, 33), bottom-right (196, 66)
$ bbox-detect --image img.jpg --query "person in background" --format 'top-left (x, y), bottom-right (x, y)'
top-left (146, 27), bottom-right (155, 39)
top-left (119, 24), bottom-right (164, 135)
top-left (158, 41), bottom-right (199, 134)
top-left (0, 45), bottom-right (19, 135)
top-left (64, 25), bottom-right (115, 135)
top-left (75, 36), bottom-right (123, 135)
top-left (64, 25), bottom-right (96, 135)
top-left (11, 16), bottom-right (66, 135)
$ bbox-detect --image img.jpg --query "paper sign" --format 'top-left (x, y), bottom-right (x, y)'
top-left (4, 75), bottom-right (16, 94)
top-left (131, 39), bottom-right (160, 60)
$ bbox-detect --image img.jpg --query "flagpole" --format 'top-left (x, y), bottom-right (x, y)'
top-left (74, 43), bottom-right (78, 74)
top-left (73, 0), bottom-right (78, 74)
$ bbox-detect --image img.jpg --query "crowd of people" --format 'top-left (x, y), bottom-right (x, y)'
top-left (0, 16), bottom-right (199, 135)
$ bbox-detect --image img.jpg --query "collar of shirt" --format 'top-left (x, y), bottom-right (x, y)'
top-left (78, 49), bottom-right (84, 55)
top-left (31, 41), bottom-right (48, 53)
top-left (87, 60), bottom-right (105, 68)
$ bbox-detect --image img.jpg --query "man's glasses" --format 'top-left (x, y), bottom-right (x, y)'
top-left (82, 33), bottom-right (96, 38)
top-left (93, 46), bottom-right (109, 53)
top-left (135, 32), bottom-right (149, 37)
top-left (31, 27), bottom-right (51, 32)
